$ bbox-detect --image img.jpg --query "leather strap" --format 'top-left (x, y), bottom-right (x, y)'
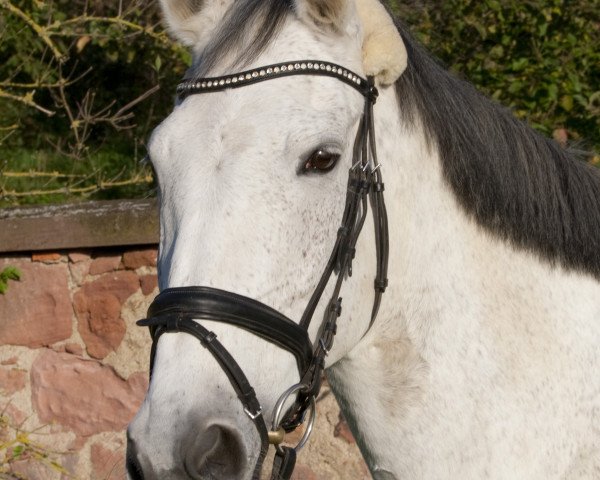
top-left (144, 287), bottom-right (313, 375)
top-left (138, 63), bottom-right (389, 480)
top-left (177, 60), bottom-right (371, 99)
top-left (137, 314), bottom-right (270, 480)
top-left (279, 77), bottom-right (388, 430)
top-left (270, 447), bottom-right (297, 480)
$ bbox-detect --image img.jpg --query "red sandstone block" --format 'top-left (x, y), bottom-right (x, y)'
top-left (68, 251), bottom-right (91, 263)
top-left (0, 367), bottom-right (26, 395)
top-left (74, 271), bottom-right (140, 359)
top-left (64, 342), bottom-right (84, 355)
top-left (89, 254), bottom-right (122, 275)
top-left (291, 464), bottom-right (319, 480)
top-left (122, 248), bottom-right (157, 270)
top-left (0, 260), bottom-right (72, 348)
top-left (31, 252), bottom-right (62, 263)
top-left (3, 404), bottom-right (27, 425)
top-left (140, 274), bottom-right (158, 295)
top-left (30, 349), bottom-right (148, 437)
top-left (91, 443), bottom-right (127, 480)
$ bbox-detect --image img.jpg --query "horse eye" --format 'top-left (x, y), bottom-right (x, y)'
top-left (303, 150), bottom-right (340, 173)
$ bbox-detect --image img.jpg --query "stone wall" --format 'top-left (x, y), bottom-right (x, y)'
top-left (0, 247), bottom-right (370, 480)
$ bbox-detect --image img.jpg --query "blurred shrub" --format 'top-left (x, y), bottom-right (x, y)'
top-left (0, 0), bottom-right (597, 206)
top-left (0, 0), bottom-right (189, 205)
top-left (390, 0), bottom-right (600, 154)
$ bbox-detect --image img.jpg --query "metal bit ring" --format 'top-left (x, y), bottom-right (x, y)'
top-left (270, 383), bottom-right (317, 452)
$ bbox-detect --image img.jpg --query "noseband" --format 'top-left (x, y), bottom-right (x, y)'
top-left (138, 60), bottom-right (389, 480)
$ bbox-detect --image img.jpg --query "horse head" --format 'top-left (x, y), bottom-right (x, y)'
top-left (127, 0), bottom-right (406, 478)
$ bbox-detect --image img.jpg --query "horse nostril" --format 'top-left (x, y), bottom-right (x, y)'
top-left (186, 424), bottom-right (248, 479)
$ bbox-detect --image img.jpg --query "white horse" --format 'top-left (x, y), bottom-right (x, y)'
top-left (127, 0), bottom-right (600, 478)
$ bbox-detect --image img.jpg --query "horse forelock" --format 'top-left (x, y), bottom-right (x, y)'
top-left (393, 22), bottom-right (600, 280)
top-left (187, 0), bottom-right (293, 78)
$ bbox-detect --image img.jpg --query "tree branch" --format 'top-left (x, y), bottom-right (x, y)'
top-left (57, 15), bottom-right (169, 43)
top-left (0, 88), bottom-right (55, 116)
top-left (0, 0), bottom-right (67, 63)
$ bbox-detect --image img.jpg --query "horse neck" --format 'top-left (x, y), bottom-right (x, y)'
top-left (327, 82), bottom-right (600, 475)
top-left (356, 80), bottom-right (600, 342)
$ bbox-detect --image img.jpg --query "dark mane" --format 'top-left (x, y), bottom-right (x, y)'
top-left (188, 1), bottom-right (600, 280)
top-left (394, 23), bottom-right (600, 279)
top-left (188, 0), bottom-right (292, 78)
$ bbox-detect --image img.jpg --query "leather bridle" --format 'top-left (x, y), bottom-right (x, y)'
top-left (138, 60), bottom-right (389, 480)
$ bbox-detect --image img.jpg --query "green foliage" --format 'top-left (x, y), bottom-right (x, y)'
top-left (0, 0), bottom-right (187, 205)
top-left (390, 0), bottom-right (600, 153)
top-left (0, 1), bottom-right (598, 206)
top-left (0, 266), bottom-right (21, 294)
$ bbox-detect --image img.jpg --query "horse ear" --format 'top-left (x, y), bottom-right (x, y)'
top-left (294, 0), bottom-right (348, 30)
top-left (295, 0), bottom-right (407, 85)
top-left (159, 0), bottom-right (207, 45)
top-left (356, 0), bottom-right (407, 85)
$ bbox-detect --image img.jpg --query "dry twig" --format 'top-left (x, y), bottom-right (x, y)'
top-left (0, 0), bottom-right (67, 63)
top-left (0, 88), bottom-right (55, 116)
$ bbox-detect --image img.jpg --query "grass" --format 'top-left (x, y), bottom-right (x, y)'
top-left (0, 146), bottom-right (155, 208)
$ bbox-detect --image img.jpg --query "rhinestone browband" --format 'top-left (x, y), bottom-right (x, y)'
top-left (176, 60), bottom-right (370, 98)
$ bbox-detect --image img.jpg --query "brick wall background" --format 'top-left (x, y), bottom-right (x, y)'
top-left (0, 247), bottom-right (370, 479)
